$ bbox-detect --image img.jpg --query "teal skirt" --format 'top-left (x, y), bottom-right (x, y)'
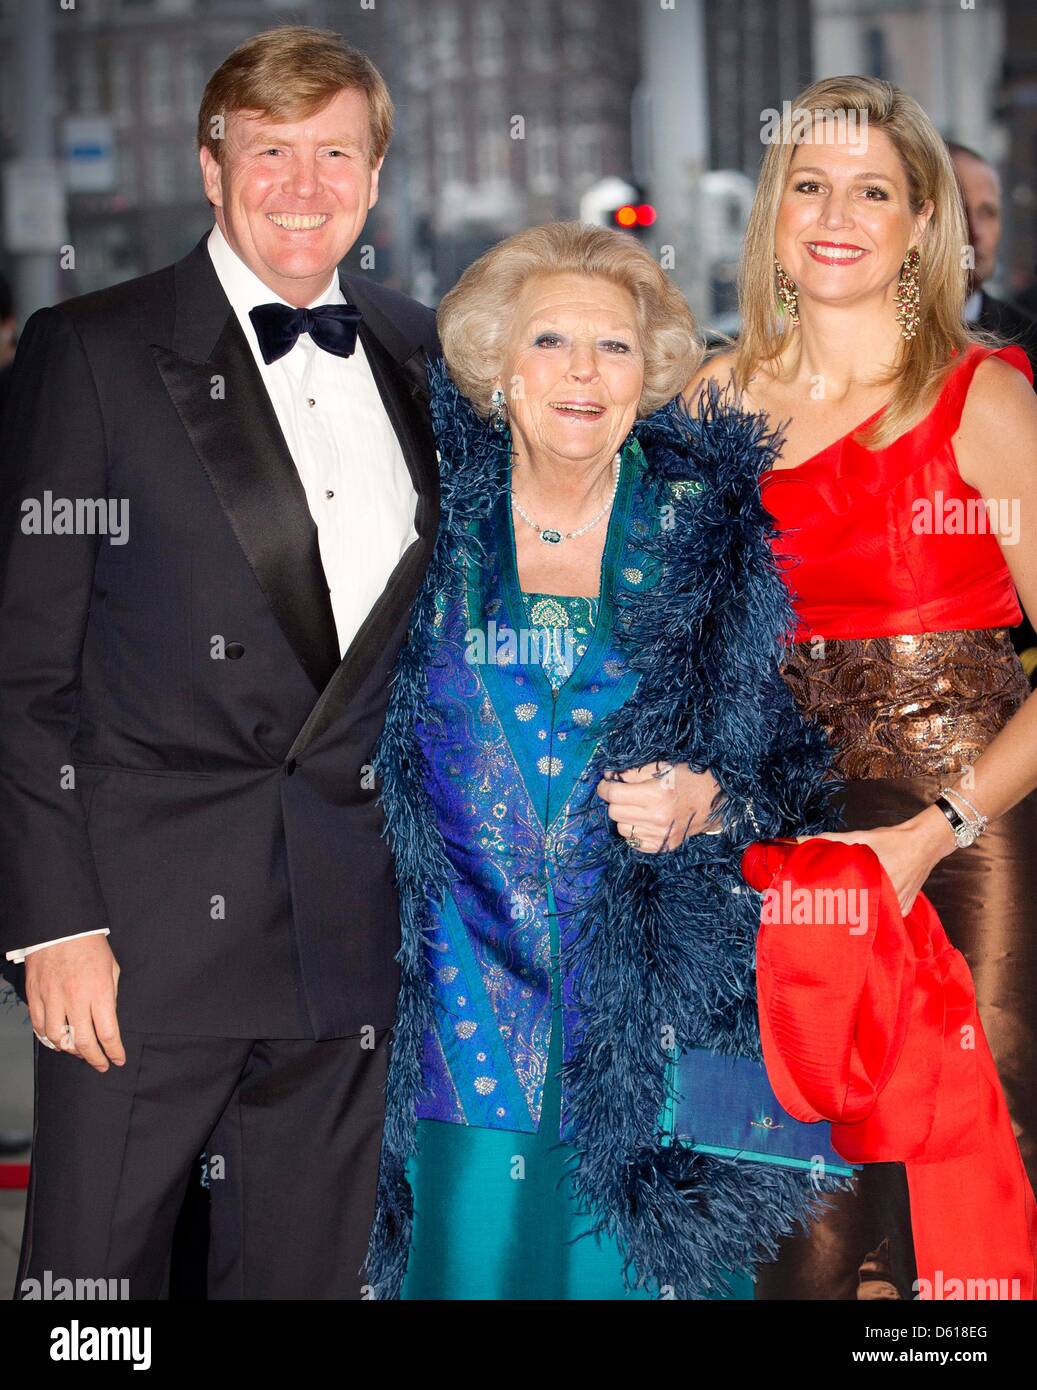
top-left (401, 937), bottom-right (755, 1300)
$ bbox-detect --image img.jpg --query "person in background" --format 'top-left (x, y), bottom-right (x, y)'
top-left (1013, 267), bottom-right (1037, 322)
top-left (945, 142), bottom-right (1037, 680)
top-left (0, 272), bottom-right (17, 419)
top-left (0, 271), bottom-right (29, 1156)
top-left (946, 142), bottom-right (1037, 378)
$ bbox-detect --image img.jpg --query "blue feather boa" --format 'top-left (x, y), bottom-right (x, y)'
top-left (364, 359), bottom-right (847, 1299)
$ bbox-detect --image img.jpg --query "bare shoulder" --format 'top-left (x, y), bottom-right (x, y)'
top-left (962, 353), bottom-right (1036, 424)
top-left (682, 349), bottom-right (740, 414)
top-left (956, 353), bottom-right (1037, 490)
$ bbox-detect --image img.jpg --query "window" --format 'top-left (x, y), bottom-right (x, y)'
top-left (528, 124), bottom-right (559, 194)
top-left (109, 49), bottom-right (134, 126)
top-left (525, 1), bottom-right (554, 71)
top-left (181, 50), bottom-right (204, 112)
top-left (473, 5), bottom-right (504, 77)
top-left (433, 3), bottom-right (463, 80)
top-left (864, 26), bottom-right (888, 81)
top-left (145, 43), bottom-right (174, 125)
top-left (477, 130), bottom-right (509, 185)
top-left (146, 142), bottom-right (176, 205)
top-left (437, 127), bottom-right (465, 188)
top-left (568, 125), bottom-right (601, 183)
top-left (116, 141), bottom-right (138, 205)
top-left (76, 47), bottom-right (101, 115)
top-left (563, 0), bottom-right (596, 27)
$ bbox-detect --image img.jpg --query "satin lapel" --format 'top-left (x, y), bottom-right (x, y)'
top-left (151, 241), bottom-right (340, 693)
top-left (284, 322), bottom-right (440, 761)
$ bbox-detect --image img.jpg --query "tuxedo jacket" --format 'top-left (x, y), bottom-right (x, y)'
top-left (972, 294), bottom-right (1037, 660)
top-left (975, 289), bottom-right (1037, 383)
top-left (0, 232), bottom-right (440, 1038)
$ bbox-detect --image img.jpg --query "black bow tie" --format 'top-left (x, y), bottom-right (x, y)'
top-left (249, 301), bottom-right (363, 365)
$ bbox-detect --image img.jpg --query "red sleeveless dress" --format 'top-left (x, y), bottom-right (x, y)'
top-left (751, 344), bottom-right (1037, 1302)
top-left (761, 343), bottom-right (1027, 643)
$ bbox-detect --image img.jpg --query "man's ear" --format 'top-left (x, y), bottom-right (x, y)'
top-left (199, 146), bottom-right (224, 209)
top-left (367, 155), bottom-right (384, 211)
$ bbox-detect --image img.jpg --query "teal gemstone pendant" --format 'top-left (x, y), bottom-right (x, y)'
top-left (511, 453), bottom-right (622, 548)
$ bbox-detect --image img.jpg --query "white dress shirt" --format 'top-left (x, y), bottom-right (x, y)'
top-left (7, 221), bottom-right (419, 964)
top-left (207, 221), bottom-right (419, 652)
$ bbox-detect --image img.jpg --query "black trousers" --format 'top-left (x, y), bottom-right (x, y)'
top-left (15, 1027), bottom-right (389, 1300)
top-left (755, 1162), bottom-right (918, 1300)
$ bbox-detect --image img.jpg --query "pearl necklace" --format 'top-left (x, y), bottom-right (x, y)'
top-left (511, 453), bottom-right (621, 545)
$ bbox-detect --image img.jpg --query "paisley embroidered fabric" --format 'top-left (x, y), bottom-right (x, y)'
top-left (780, 629), bottom-right (1030, 780)
top-left (402, 588), bottom-right (718, 1299)
top-left (520, 592), bottom-right (599, 691)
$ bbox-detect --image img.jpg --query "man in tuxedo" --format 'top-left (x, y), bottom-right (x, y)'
top-left (946, 141), bottom-right (1037, 675)
top-left (0, 26), bottom-right (439, 1298)
top-left (0, 271), bottom-right (17, 421)
top-left (947, 141), bottom-right (1037, 377)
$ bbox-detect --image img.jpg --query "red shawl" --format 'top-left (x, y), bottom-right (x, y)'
top-left (742, 838), bottom-right (1037, 1300)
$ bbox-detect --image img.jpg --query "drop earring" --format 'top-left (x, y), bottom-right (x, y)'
top-left (895, 246), bottom-right (921, 340)
top-left (490, 386), bottom-right (509, 432)
top-left (774, 257), bottom-right (800, 326)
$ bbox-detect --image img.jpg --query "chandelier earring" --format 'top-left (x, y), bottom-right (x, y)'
top-left (774, 257), bottom-right (800, 326)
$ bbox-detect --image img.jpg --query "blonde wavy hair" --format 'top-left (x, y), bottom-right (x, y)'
top-left (438, 221), bottom-right (702, 419)
top-left (735, 75), bottom-right (990, 449)
top-left (197, 26), bottom-right (394, 170)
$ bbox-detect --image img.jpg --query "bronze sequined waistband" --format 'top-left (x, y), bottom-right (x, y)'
top-left (781, 629), bottom-right (1031, 779)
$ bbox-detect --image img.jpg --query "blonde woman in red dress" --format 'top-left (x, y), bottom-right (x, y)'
top-left (690, 76), bottom-right (1037, 1299)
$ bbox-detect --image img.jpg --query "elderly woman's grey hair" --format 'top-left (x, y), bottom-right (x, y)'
top-left (437, 220), bottom-right (703, 419)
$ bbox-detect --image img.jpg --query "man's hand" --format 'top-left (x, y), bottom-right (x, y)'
top-left (25, 936), bottom-right (125, 1072)
top-left (595, 761), bottom-right (725, 853)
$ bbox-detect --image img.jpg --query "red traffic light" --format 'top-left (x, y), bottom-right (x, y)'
top-left (613, 203), bottom-right (656, 229)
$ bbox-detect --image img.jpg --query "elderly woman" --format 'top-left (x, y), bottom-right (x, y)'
top-left (362, 222), bottom-right (850, 1302)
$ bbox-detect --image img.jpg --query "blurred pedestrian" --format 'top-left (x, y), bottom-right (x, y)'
top-left (947, 142), bottom-right (1037, 377)
top-left (0, 271), bottom-right (17, 419)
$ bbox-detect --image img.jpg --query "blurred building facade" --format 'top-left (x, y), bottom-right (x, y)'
top-left (699, 0), bottom-right (813, 322)
top-left (0, 0), bottom-right (641, 310)
top-left (384, 0), bottom-right (641, 302)
top-left (813, 0), bottom-right (1037, 304)
top-left (0, 0), bottom-right (1035, 325)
